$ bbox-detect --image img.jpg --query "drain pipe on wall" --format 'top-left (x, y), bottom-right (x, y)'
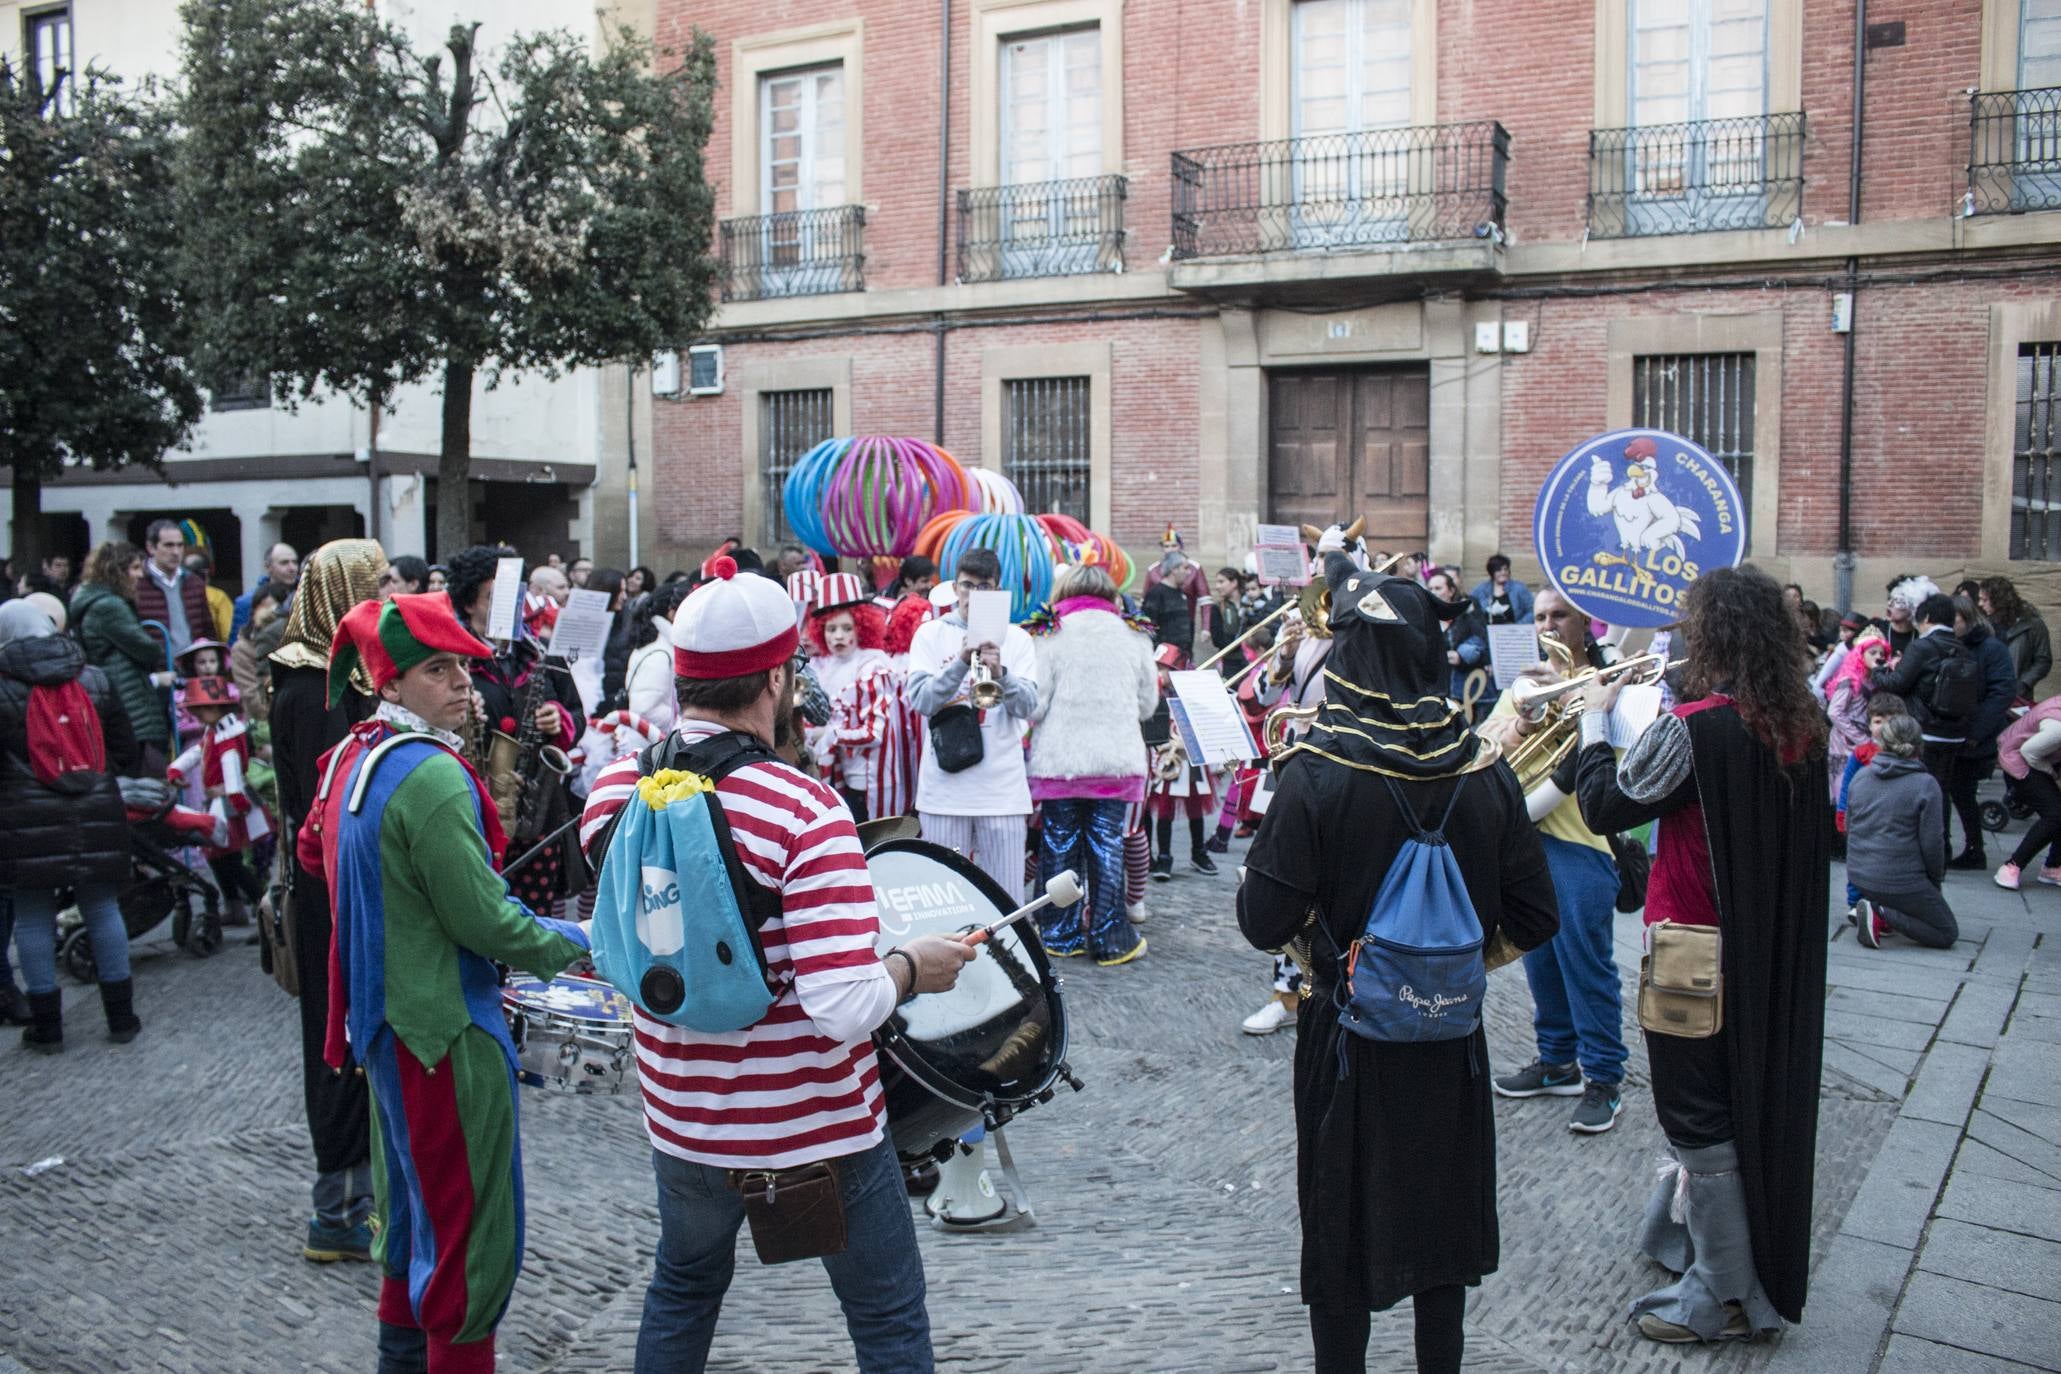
top-left (1834, 0), bottom-right (1868, 617)
top-left (933, 0), bottom-right (952, 445)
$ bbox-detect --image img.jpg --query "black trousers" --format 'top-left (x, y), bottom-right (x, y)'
top-left (290, 869), bottom-right (371, 1177)
top-left (1946, 755), bottom-right (1992, 855)
top-left (1310, 1285), bottom-right (1466, 1374)
top-left (1919, 741), bottom-right (1961, 851)
top-left (1647, 1027), bottom-right (1733, 1151)
top-left (2010, 769), bottom-right (2061, 869)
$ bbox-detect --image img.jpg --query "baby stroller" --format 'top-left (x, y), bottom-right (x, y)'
top-left (56, 777), bottom-right (224, 983)
top-left (1980, 703), bottom-right (2038, 836)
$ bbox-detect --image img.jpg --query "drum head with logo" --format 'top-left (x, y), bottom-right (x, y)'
top-left (502, 974), bottom-right (633, 1027)
top-left (866, 839), bottom-right (1067, 1161)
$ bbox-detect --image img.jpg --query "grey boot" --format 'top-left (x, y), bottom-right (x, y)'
top-left (1629, 1141), bottom-right (1782, 1341)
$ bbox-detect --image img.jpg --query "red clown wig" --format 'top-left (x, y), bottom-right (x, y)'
top-left (884, 594), bottom-right (934, 657)
top-left (803, 601), bottom-right (887, 658)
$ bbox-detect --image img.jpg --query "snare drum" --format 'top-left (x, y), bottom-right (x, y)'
top-left (865, 839), bottom-right (1073, 1162)
top-left (501, 974), bottom-right (635, 1094)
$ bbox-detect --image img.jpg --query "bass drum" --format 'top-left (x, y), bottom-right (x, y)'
top-left (865, 839), bottom-right (1072, 1163)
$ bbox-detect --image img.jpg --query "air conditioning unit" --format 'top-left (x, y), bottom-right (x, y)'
top-left (650, 350), bottom-right (681, 397)
top-left (687, 344), bottom-right (725, 397)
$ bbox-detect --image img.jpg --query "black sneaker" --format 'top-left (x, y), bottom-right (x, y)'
top-left (1203, 832), bottom-right (1231, 855)
top-left (1568, 1081), bottom-right (1623, 1134)
top-left (1948, 849), bottom-right (1988, 871)
top-left (1492, 1059), bottom-right (1582, 1099)
top-left (1190, 850), bottom-right (1220, 876)
top-left (1149, 855), bottom-right (1174, 883)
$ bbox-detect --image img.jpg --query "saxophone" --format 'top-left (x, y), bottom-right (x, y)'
top-left (486, 642), bottom-right (573, 840)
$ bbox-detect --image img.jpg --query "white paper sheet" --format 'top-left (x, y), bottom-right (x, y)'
top-left (550, 589), bottom-right (614, 663)
top-left (1167, 670), bottom-right (1260, 766)
top-left (1487, 624), bottom-right (1541, 690)
top-left (485, 556), bottom-right (524, 642)
top-left (963, 589), bottom-right (1012, 652)
top-left (1607, 682), bottom-right (1664, 749)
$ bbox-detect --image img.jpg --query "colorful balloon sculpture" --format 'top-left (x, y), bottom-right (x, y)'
top-left (782, 437), bottom-right (976, 558)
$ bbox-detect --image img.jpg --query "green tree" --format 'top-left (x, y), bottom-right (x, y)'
top-left (0, 60), bottom-right (201, 569)
top-left (174, 0), bottom-right (720, 556)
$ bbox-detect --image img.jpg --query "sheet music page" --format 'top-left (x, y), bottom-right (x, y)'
top-left (486, 556), bottom-right (524, 641)
top-left (550, 589), bottom-right (614, 662)
top-left (1167, 670), bottom-right (1260, 765)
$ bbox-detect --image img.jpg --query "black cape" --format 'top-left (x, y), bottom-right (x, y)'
top-left (1578, 702), bottom-right (1828, 1320)
top-left (1239, 739), bottom-right (1560, 1311)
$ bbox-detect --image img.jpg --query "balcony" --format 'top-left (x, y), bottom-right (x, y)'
top-left (956, 174), bottom-right (1127, 284)
top-left (1969, 86), bottom-right (2061, 216)
top-left (1586, 112), bottom-right (1805, 239)
top-left (720, 205), bottom-right (866, 303)
top-left (1167, 121), bottom-right (1507, 297)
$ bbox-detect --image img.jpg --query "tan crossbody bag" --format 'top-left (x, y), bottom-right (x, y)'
top-left (1637, 921), bottom-right (1722, 1038)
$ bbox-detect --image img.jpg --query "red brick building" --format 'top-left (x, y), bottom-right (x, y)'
top-left (649, 0), bottom-right (2061, 613)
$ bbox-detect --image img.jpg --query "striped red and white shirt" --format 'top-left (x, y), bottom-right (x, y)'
top-left (579, 721), bottom-right (890, 1169)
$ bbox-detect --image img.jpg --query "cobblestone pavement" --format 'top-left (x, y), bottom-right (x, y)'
top-left (9, 818), bottom-right (2043, 1373)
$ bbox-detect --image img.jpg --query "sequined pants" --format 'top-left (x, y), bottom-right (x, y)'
top-left (1036, 798), bottom-right (1138, 962)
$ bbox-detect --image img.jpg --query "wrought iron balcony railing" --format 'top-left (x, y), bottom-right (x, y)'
top-left (957, 174), bottom-right (1127, 283)
top-left (1169, 121), bottom-right (1509, 260)
top-left (1969, 86), bottom-right (2061, 216)
top-left (720, 204), bottom-right (866, 303)
top-left (1586, 112), bottom-right (1805, 239)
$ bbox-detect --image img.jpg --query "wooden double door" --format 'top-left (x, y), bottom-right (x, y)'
top-left (1268, 367), bottom-right (1430, 549)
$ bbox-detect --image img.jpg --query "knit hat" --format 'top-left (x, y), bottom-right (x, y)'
top-left (327, 592), bottom-right (494, 706)
top-left (673, 556), bottom-right (800, 679)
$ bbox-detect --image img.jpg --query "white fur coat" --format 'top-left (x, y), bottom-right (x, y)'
top-left (1029, 605), bottom-right (1159, 781)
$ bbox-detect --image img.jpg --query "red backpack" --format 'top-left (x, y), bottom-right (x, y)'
top-left (27, 679), bottom-right (106, 787)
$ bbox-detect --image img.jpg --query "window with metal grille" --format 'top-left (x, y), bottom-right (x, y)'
top-left (2014, 342), bottom-right (2061, 560)
top-left (25, 6), bottom-right (73, 114)
top-left (1631, 352), bottom-right (1756, 511)
top-left (1003, 377), bottom-right (1093, 522)
top-left (760, 389), bottom-right (834, 545)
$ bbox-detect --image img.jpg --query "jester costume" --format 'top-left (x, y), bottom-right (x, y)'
top-left (306, 595), bottom-right (587, 1374)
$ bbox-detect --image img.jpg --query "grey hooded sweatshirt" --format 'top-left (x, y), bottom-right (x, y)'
top-left (1845, 751), bottom-right (1945, 893)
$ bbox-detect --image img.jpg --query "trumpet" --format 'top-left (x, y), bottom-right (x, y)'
top-left (1152, 738), bottom-right (1189, 784)
top-left (1503, 641), bottom-right (1679, 793)
top-left (968, 658), bottom-right (1004, 710)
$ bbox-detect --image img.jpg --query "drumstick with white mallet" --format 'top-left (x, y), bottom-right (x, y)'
top-left (966, 870), bottom-right (1084, 944)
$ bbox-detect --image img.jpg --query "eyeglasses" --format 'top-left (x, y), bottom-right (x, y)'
top-left (955, 578), bottom-right (998, 593)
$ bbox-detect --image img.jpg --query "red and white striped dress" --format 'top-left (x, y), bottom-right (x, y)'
top-left (578, 722), bottom-right (889, 1170)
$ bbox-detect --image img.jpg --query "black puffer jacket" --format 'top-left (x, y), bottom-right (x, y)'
top-left (0, 631), bottom-right (138, 890)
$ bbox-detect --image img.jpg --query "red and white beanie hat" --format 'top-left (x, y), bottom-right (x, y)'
top-left (672, 557), bottom-right (800, 679)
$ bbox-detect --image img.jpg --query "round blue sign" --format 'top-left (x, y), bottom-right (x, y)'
top-left (1532, 427), bottom-right (1748, 630)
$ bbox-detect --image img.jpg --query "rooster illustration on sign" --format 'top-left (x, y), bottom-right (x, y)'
top-left (1586, 434), bottom-right (1703, 560)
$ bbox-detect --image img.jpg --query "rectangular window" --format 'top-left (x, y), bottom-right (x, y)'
top-left (1625, 0), bottom-right (1768, 222)
top-left (208, 369), bottom-right (270, 413)
top-left (1631, 352), bottom-right (1756, 512)
top-left (25, 6), bottom-right (73, 113)
top-left (2014, 342), bottom-right (2061, 561)
top-left (760, 64), bottom-right (845, 219)
top-left (2025, 0), bottom-right (2061, 89)
top-left (1000, 27), bottom-right (1101, 188)
top-left (759, 389), bottom-right (835, 545)
top-left (1003, 377), bottom-right (1093, 523)
top-left (1290, 0), bottom-right (1414, 243)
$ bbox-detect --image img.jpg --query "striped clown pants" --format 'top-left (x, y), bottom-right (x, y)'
top-left (918, 811), bottom-right (1028, 904)
top-left (365, 1023), bottom-right (525, 1374)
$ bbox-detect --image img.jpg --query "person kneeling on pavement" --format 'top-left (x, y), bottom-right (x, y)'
top-left (1846, 714), bottom-right (1960, 950)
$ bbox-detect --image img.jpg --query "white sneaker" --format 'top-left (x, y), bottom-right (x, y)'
top-left (1241, 996), bottom-right (1296, 1036)
top-left (1126, 901), bottom-right (1147, 926)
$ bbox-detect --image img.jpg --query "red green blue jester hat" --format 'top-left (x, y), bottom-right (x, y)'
top-left (327, 592), bottom-right (495, 707)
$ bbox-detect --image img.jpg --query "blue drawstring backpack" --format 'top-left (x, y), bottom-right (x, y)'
top-left (1322, 770), bottom-right (1486, 1053)
top-left (591, 732), bottom-right (784, 1033)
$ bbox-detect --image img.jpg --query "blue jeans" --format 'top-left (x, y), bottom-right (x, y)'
top-left (634, 1135), bottom-right (932, 1374)
top-left (1038, 797), bottom-right (1136, 961)
top-left (1521, 837), bottom-right (1626, 1086)
top-left (1, 890), bottom-right (15, 988)
top-left (10, 884), bottom-right (129, 994)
